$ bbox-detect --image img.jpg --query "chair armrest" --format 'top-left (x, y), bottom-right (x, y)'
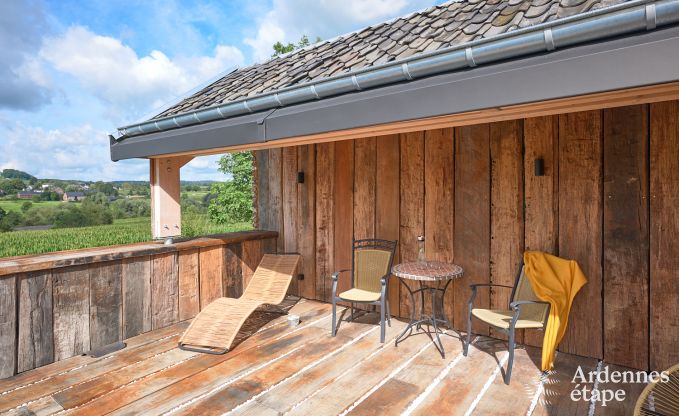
top-left (509, 300), bottom-right (550, 309)
top-left (468, 283), bottom-right (513, 306)
top-left (331, 269), bottom-right (351, 281)
top-left (469, 283), bottom-right (513, 290)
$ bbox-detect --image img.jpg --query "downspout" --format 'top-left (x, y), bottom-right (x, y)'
top-left (115, 0), bottom-right (679, 140)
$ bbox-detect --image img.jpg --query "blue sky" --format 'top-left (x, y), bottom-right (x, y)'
top-left (0, 0), bottom-right (440, 181)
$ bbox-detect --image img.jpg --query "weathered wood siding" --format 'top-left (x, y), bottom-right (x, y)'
top-left (0, 231), bottom-right (277, 379)
top-left (256, 102), bottom-right (679, 371)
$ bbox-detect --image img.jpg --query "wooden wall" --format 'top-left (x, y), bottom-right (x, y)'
top-left (256, 102), bottom-right (679, 372)
top-left (0, 231), bottom-right (277, 379)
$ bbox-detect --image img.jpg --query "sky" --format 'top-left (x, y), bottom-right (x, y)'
top-left (0, 0), bottom-right (440, 181)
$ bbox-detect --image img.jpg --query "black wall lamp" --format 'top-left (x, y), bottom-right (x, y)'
top-left (535, 158), bottom-right (545, 176)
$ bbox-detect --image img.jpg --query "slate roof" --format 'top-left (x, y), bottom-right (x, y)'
top-left (156, 0), bottom-right (627, 119)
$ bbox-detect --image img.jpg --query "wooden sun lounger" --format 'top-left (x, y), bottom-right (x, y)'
top-left (178, 254), bottom-right (300, 354)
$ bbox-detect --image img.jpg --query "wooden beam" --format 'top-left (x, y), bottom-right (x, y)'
top-left (150, 156), bottom-right (193, 239)
top-left (148, 81), bottom-right (679, 159)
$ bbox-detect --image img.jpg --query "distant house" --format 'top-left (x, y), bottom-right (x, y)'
top-left (52, 186), bottom-right (65, 195)
top-left (17, 191), bottom-right (41, 200)
top-left (63, 192), bottom-right (85, 202)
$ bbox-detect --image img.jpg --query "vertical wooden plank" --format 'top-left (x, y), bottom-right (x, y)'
top-left (255, 150), bottom-right (270, 230)
top-left (224, 243), bottom-right (244, 298)
top-left (297, 144), bottom-right (316, 299)
top-left (558, 110), bottom-right (603, 359)
top-left (376, 135), bottom-right (401, 317)
top-left (0, 276), bottom-right (16, 378)
top-left (453, 124), bottom-right (491, 334)
top-left (353, 137), bottom-right (376, 240)
top-left (242, 239), bottom-right (264, 289)
top-left (198, 246), bottom-right (224, 309)
top-left (315, 142), bottom-right (335, 302)
top-left (151, 253), bottom-right (178, 330)
top-left (122, 256), bottom-right (151, 338)
top-left (53, 266), bottom-right (90, 361)
top-left (354, 137), bottom-right (376, 311)
top-left (178, 250), bottom-right (200, 319)
top-left (603, 105), bottom-right (649, 370)
top-left (90, 261), bottom-right (122, 349)
top-left (400, 131), bottom-right (425, 319)
top-left (523, 116), bottom-right (559, 347)
top-left (489, 120), bottom-right (524, 340)
top-left (268, 148), bottom-right (284, 253)
top-left (424, 128), bottom-right (455, 324)
top-left (18, 271), bottom-right (53, 373)
top-left (649, 100), bottom-right (679, 371)
top-left (282, 146), bottom-right (299, 296)
top-left (334, 140), bottom-right (355, 298)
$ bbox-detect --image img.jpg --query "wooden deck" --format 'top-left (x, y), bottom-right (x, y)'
top-left (0, 298), bottom-right (646, 416)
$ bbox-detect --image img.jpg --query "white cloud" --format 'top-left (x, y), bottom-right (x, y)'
top-left (245, 0), bottom-right (434, 61)
top-left (0, 0), bottom-right (54, 110)
top-left (0, 121), bottom-right (228, 181)
top-left (39, 26), bottom-right (245, 122)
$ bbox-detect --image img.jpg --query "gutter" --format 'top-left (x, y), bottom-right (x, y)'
top-left (114, 0), bottom-right (679, 140)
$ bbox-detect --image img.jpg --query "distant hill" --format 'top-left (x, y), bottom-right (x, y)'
top-left (1, 169), bottom-right (36, 181)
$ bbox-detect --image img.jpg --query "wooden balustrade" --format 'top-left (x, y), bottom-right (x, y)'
top-left (0, 230), bottom-right (277, 379)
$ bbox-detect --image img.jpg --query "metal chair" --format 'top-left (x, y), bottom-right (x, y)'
top-left (464, 260), bottom-right (551, 384)
top-left (331, 239), bottom-right (397, 343)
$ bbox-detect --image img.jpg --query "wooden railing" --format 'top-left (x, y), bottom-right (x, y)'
top-left (0, 230), bottom-right (277, 379)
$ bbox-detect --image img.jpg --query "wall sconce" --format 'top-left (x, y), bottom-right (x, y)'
top-left (297, 171), bottom-right (305, 184)
top-left (535, 158), bottom-right (545, 176)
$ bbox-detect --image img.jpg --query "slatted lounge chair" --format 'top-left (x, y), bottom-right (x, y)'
top-left (464, 260), bottom-right (550, 384)
top-left (179, 253), bottom-right (300, 354)
top-left (331, 239), bottom-right (397, 343)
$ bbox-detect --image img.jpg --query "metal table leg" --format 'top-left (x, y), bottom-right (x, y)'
top-left (394, 277), bottom-right (453, 358)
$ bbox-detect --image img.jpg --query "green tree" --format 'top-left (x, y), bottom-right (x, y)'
top-left (21, 201), bottom-right (32, 213)
top-left (0, 178), bottom-right (25, 194)
top-left (272, 35), bottom-right (321, 57)
top-left (208, 152), bottom-right (254, 224)
top-left (0, 211), bottom-right (23, 232)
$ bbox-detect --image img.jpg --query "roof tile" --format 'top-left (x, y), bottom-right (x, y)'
top-left (155, 0), bottom-right (628, 119)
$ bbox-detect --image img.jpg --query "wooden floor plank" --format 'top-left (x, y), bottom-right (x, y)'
top-left (67, 302), bottom-right (329, 416)
top-left (0, 320), bottom-right (189, 395)
top-left (532, 353), bottom-right (598, 416)
top-left (409, 337), bottom-right (508, 416)
top-left (286, 321), bottom-right (435, 416)
top-left (108, 326), bottom-right (330, 415)
top-left (349, 334), bottom-right (464, 416)
top-left (231, 316), bottom-right (408, 415)
top-left (472, 346), bottom-right (543, 415)
top-left (0, 333), bottom-right (184, 412)
top-left (593, 363), bottom-right (647, 415)
top-left (4, 396), bottom-right (64, 416)
top-left (173, 317), bottom-right (380, 415)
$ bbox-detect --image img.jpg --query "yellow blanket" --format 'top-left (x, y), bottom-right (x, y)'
top-left (523, 251), bottom-right (587, 371)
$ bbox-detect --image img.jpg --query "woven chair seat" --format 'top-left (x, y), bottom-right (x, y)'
top-left (472, 308), bottom-right (544, 329)
top-left (179, 254), bottom-right (300, 354)
top-left (338, 288), bottom-right (381, 302)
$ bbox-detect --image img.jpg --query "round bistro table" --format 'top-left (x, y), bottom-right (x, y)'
top-left (391, 261), bottom-right (464, 358)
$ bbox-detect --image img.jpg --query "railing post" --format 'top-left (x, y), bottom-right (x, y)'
top-left (150, 156), bottom-right (193, 239)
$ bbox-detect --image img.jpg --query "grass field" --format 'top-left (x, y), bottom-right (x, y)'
top-left (0, 200), bottom-right (64, 213)
top-left (0, 216), bottom-right (252, 258)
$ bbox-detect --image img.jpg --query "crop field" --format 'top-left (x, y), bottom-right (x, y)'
top-left (0, 216), bottom-right (252, 258)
